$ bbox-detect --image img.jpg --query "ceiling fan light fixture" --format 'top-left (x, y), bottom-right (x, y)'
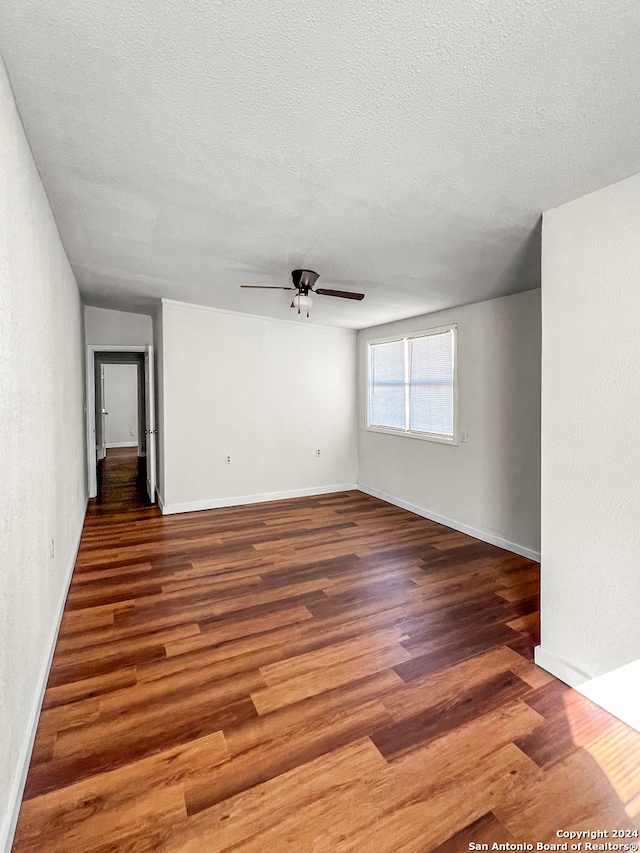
top-left (292, 293), bottom-right (313, 315)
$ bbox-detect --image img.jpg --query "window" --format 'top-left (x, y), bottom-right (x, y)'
top-left (367, 325), bottom-right (456, 442)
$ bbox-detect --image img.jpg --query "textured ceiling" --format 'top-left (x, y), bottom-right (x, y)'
top-left (1, 0), bottom-right (639, 329)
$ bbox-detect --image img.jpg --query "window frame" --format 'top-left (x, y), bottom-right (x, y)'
top-left (365, 323), bottom-right (458, 445)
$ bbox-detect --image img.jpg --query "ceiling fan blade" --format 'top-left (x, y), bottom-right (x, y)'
top-left (240, 285), bottom-right (295, 290)
top-left (315, 288), bottom-right (365, 301)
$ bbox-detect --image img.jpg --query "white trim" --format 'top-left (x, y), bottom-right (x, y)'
top-left (364, 425), bottom-right (457, 445)
top-left (156, 490), bottom-right (165, 514)
top-left (86, 345), bottom-right (148, 498)
top-left (85, 346), bottom-right (96, 497)
top-left (1, 500), bottom-right (87, 853)
top-left (88, 345), bottom-right (148, 352)
top-left (160, 298), bottom-right (357, 334)
top-left (534, 646), bottom-right (590, 688)
top-left (366, 324), bottom-right (458, 445)
top-left (356, 483), bottom-right (540, 561)
top-left (365, 323), bottom-right (457, 346)
top-left (577, 658), bottom-right (640, 734)
top-left (143, 346), bottom-right (157, 505)
top-left (105, 442), bottom-right (138, 448)
top-left (160, 484), bottom-right (358, 515)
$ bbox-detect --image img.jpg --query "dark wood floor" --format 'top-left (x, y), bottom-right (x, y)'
top-left (95, 445), bottom-right (149, 509)
top-left (12, 448), bottom-right (640, 851)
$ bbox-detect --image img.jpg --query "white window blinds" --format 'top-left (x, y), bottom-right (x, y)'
top-left (369, 339), bottom-right (405, 429)
top-left (408, 331), bottom-right (454, 436)
top-left (367, 327), bottom-right (455, 440)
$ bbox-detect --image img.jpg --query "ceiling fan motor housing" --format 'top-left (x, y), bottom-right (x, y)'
top-left (291, 269), bottom-right (320, 294)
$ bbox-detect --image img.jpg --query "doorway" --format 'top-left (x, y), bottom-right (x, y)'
top-left (86, 345), bottom-right (156, 504)
top-left (100, 363), bottom-right (140, 454)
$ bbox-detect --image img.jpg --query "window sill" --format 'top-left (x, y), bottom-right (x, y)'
top-left (365, 425), bottom-right (458, 446)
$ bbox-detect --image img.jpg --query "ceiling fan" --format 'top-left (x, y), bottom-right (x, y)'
top-left (241, 269), bottom-right (365, 317)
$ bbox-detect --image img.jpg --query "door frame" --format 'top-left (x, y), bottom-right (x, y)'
top-left (86, 345), bottom-right (148, 498)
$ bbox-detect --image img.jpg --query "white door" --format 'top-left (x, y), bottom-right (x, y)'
top-left (99, 365), bottom-right (107, 460)
top-left (144, 346), bottom-right (156, 504)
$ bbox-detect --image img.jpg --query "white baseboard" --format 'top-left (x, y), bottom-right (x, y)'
top-left (356, 484), bottom-right (540, 562)
top-left (577, 658), bottom-right (640, 734)
top-left (1, 500), bottom-right (87, 853)
top-left (105, 442), bottom-right (138, 448)
top-left (534, 646), bottom-right (589, 688)
top-left (160, 484), bottom-right (358, 515)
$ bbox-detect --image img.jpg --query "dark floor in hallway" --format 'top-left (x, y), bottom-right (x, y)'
top-left (95, 446), bottom-right (148, 510)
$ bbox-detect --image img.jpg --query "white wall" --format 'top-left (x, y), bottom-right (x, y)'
top-left (153, 304), bottom-right (166, 505)
top-left (159, 300), bottom-right (357, 511)
top-left (104, 363), bottom-right (138, 446)
top-left (357, 289), bottom-right (541, 558)
top-left (541, 173), bottom-right (640, 680)
top-left (85, 305), bottom-right (152, 346)
top-left (0, 59), bottom-right (86, 850)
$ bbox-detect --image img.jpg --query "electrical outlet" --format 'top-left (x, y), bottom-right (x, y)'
top-left (49, 538), bottom-right (55, 560)
top-left (459, 431), bottom-right (468, 443)
top-left (130, 429), bottom-right (135, 436)
top-left (225, 454), bottom-right (231, 464)
top-left (316, 448), bottom-right (321, 457)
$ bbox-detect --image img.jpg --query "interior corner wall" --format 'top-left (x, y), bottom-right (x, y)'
top-left (357, 289), bottom-right (541, 559)
top-left (541, 172), bottom-right (640, 680)
top-left (159, 301), bottom-right (357, 511)
top-left (84, 305), bottom-right (153, 346)
top-left (0, 58), bottom-right (86, 851)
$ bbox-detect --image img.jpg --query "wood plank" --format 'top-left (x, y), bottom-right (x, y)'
top-left (12, 731), bottom-right (228, 853)
top-left (165, 605), bottom-right (313, 656)
top-left (251, 643), bottom-right (412, 715)
top-left (430, 812), bottom-right (516, 853)
top-left (162, 738), bottom-right (388, 852)
top-left (494, 749), bottom-right (638, 840)
top-left (373, 670), bottom-right (531, 759)
top-left (258, 626), bottom-right (409, 686)
top-left (42, 666), bottom-right (138, 709)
